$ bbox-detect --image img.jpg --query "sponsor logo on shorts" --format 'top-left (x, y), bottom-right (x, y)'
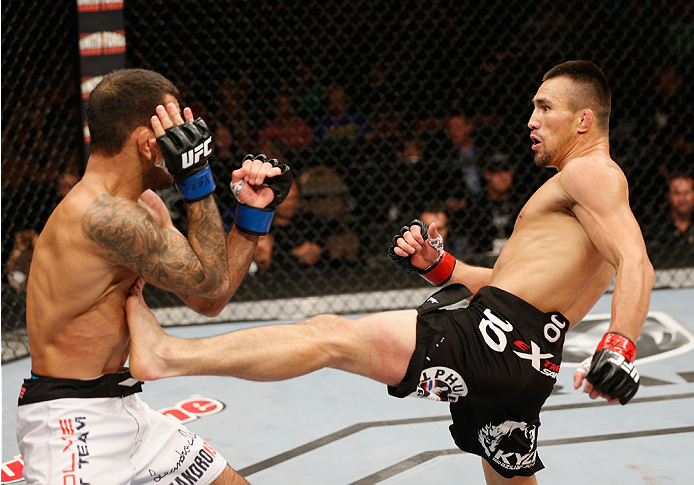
top-left (478, 420), bottom-right (538, 472)
top-left (148, 429), bottom-right (220, 485)
top-left (5, 396), bottom-right (225, 484)
top-left (414, 366), bottom-right (468, 402)
top-left (158, 396), bottom-right (225, 424)
top-left (59, 416), bottom-right (91, 484)
top-left (513, 340), bottom-right (561, 379)
top-left (478, 308), bottom-right (564, 379)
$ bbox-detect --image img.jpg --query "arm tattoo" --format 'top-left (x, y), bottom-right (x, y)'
top-left (81, 194), bottom-right (222, 292)
top-left (184, 196), bottom-right (228, 271)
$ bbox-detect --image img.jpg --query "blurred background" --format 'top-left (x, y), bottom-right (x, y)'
top-left (2, 0), bottom-right (693, 362)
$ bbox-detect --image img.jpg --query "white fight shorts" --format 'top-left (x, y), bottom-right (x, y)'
top-left (17, 371), bottom-right (227, 485)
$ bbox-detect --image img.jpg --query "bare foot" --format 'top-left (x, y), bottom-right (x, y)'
top-left (126, 280), bottom-right (175, 381)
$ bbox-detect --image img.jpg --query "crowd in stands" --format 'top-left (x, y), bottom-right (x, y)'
top-left (2, 58), bottom-right (693, 314)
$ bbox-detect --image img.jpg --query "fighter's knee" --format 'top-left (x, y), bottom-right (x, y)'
top-left (300, 313), bottom-right (355, 361)
top-left (303, 313), bottom-right (346, 331)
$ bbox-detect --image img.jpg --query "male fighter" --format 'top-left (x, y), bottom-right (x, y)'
top-left (126, 61), bottom-right (653, 484)
top-left (17, 68), bottom-right (290, 484)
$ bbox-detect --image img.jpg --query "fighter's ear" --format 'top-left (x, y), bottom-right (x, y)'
top-left (577, 108), bottom-right (594, 134)
top-left (135, 126), bottom-right (155, 160)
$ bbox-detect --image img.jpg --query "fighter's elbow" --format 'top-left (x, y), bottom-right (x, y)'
top-left (644, 258), bottom-right (655, 288)
top-left (201, 272), bottom-right (230, 299)
top-left (196, 301), bottom-right (227, 317)
top-left (625, 251), bottom-right (654, 289)
top-left (215, 276), bottom-right (231, 297)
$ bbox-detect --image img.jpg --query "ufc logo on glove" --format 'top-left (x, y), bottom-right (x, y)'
top-left (157, 118), bottom-right (216, 201)
top-left (181, 137), bottom-right (212, 169)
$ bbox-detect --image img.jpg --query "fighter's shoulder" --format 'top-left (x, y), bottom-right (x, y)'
top-left (80, 193), bottom-right (151, 242)
top-left (83, 193), bottom-right (137, 215)
top-left (559, 156), bottom-right (626, 197)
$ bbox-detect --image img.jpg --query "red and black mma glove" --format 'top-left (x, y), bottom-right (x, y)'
top-left (157, 118), bottom-right (215, 202)
top-left (387, 219), bottom-right (456, 286)
top-left (232, 154), bottom-right (293, 236)
top-left (582, 332), bottom-right (640, 405)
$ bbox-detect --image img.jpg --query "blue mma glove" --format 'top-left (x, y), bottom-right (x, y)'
top-left (232, 154), bottom-right (292, 235)
top-left (156, 117), bottom-right (215, 201)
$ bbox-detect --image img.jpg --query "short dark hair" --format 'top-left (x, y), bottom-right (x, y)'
top-left (86, 68), bottom-right (180, 156)
top-left (668, 170), bottom-right (694, 185)
top-left (543, 60), bottom-right (611, 132)
top-left (422, 201), bottom-right (448, 215)
top-left (483, 151), bottom-right (513, 172)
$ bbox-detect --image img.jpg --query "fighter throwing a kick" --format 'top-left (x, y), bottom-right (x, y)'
top-left (125, 61), bottom-right (653, 484)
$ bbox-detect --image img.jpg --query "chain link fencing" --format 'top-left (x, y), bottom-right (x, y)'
top-left (3, 0), bottom-right (693, 362)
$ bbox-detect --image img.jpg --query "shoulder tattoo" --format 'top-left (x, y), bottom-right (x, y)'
top-left (81, 195), bottom-right (206, 287)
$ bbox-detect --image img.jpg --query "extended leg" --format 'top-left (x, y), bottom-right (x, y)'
top-left (126, 285), bottom-right (417, 386)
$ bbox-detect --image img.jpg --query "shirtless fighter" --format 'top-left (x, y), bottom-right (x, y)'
top-left (17, 68), bottom-right (290, 484)
top-left (125, 61), bottom-right (653, 484)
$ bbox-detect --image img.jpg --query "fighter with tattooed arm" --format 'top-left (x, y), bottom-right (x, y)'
top-left (17, 68), bottom-right (291, 485)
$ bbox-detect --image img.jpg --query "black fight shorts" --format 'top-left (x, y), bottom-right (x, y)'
top-left (388, 284), bottom-right (569, 478)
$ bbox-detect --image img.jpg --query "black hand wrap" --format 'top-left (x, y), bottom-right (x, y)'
top-left (585, 332), bottom-right (640, 405)
top-left (387, 219), bottom-right (430, 274)
top-left (157, 117), bottom-right (215, 201)
top-left (234, 154), bottom-right (293, 235)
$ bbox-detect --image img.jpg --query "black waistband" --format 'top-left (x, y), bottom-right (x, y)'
top-left (472, 286), bottom-right (569, 327)
top-left (18, 370), bottom-right (143, 406)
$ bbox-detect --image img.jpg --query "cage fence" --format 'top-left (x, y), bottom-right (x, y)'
top-left (2, 0), bottom-right (693, 362)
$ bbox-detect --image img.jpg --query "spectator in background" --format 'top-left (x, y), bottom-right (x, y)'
top-left (366, 65), bottom-right (404, 139)
top-left (384, 136), bottom-right (448, 222)
top-left (56, 171), bottom-right (79, 199)
top-left (257, 93), bottom-right (314, 157)
top-left (652, 64), bottom-right (693, 162)
top-left (4, 170), bottom-right (79, 293)
top-left (247, 234), bottom-right (275, 276)
top-left (614, 64), bottom-right (690, 219)
top-left (419, 203), bottom-right (449, 243)
top-left (420, 202), bottom-right (476, 262)
top-left (298, 166), bottom-right (358, 268)
top-left (215, 77), bottom-right (256, 158)
top-left (270, 179), bottom-right (325, 267)
top-left (292, 59), bottom-right (327, 127)
top-left (268, 167), bottom-right (359, 270)
top-left (419, 202), bottom-right (473, 261)
top-left (214, 123), bottom-right (236, 165)
top-left (443, 114), bottom-right (482, 196)
top-left (325, 228), bottom-right (359, 268)
top-left (466, 151), bottom-right (522, 257)
top-left (2, 170), bottom-right (79, 331)
top-left (644, 171), bottom-right (694, 267)
top-left (6, 229), bottom-right (38, 293)
top-left (256, 93), bottom-right (314, 174)
top-left (314, 84), bottom-right (372, 141)
top-left (173, 76), bottom-right (209, 123)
